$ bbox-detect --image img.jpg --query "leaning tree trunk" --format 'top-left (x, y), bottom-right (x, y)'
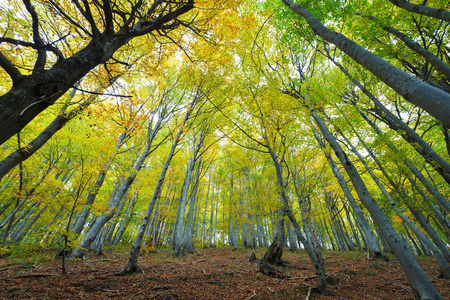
top-left (397, 210), bottom-right (450, 279)
top-left (282, 0), bottom-right (450, 128)
top-left (314, 128), bottom-right (385, 257)
top-left (386, 0), bottom-right (450, 22)
top-left (328, 55), bottom-right (450, 215)
top-left (306, 100), bottom-right (443, 300)
top-left (112, 192), bottom-right (137, 246)
top-left (264, 141), bottom-right (328, 295)
top-left (72, 132), bottom-right (128, 235)
top-left (123, 127), bottom-right (185, 273)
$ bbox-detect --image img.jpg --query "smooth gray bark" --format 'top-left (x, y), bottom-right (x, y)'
top-left (124, 103), bottom-right (193, 272)
top-left (70, 115), bottom-right (164, 259)
top-left (112, 192), bottom-right (137, 246)
top-left (265, 139), bottom-right (328, 295)
top-left (202, 177), bottom-right (211, 247)
top-left (185, 159), bottom-right (201, 254)
top-left (72, 132), bottom-right (127, 235)
top-left (386, 0), bottom-right (450, 22)
top-left (381, 22), bottom-right (450, 80)
top-left (327, 55), bottom-right (450, 214)
top-left (397, 210), bottom-right (450, 278)
top-left (323, 37), bottom-right (450, 185)
top-left (174, 133), bottom-right (203, 256)
top-left (305, 99), bottom-right (443, 299)
top-left (408, 204), bottom-right (450, 264)
top-left (283, 0), bottom-right (450, 128)
top-left (313, 129), bottom-right (385, 259)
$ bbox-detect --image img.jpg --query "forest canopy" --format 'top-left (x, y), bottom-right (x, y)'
top-left (0, 0), bottom-right (450, 299)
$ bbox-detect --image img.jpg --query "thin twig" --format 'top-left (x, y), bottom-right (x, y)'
top-left (305, 287), bottom-right (312, 300)
top-left (246, 289), bottom-right (256, 300)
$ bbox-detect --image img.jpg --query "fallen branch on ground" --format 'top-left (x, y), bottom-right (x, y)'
top-left (15, 273), bottom-right (58, 278)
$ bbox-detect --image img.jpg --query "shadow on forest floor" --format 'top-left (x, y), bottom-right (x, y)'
top-left (0, 247), bottom-right (448, 299)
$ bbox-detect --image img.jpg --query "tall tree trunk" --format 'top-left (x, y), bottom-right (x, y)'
top-left (283, 0), bottom-right (450, 128)
top-left (123, 131), bottom-right (183, 273)
top-left (263, 140), bottom-right (328, 295)
top-left (185, 159), bottom-right (201, 254)
top-left (112, 192), bottom-right (137, 246)
top-left (386, 0), bottom-right (450, 22)
top-left (174, 134), bottom-right (203, 256)
top-left (397, 211), bottom-right (450, 278)
top-left (326, 52), bottom-right (450, 214)
top-left (313, 129), bottom-right (385, 259)
top-left (305, 100), bottom-right (443, 299)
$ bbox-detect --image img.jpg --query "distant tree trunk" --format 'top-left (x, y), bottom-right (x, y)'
top-left (1, 143), bottom-right (68, 242)
top-left (123, 131), bottom-right (183, 273)
top-left (397, 211), bottom-right (450, 279)
top-left (185, 159), bottom-right (201, 254)
top-left (112, 192), bottom-right (137, 246)
top-left (70, 173), bottom-right (136, 259)
top-left (209, 194), bottom-right (216, 248)
top-left (202, 177), bottom-right (211, 247)
top-left (259, 209), bottom-right (285, 266)
top-left (70, 122), bottom-right (159, 259)
top-left (287, 223), bottom-right (298, 251)
top-left (174, 136), bottom-right (203, 256)
top-left (344, 204), bottom-right (363, 251)
top-left (324, 193), bottom-right (344, 251)
top-left (255, 204), bottom-right (264, 247)
top-left (212, 199), bottom-right (218, 247)
top-left (407, 204), bottom-right (450, 263)
top-left (11, 204), bottom-right (47, 243)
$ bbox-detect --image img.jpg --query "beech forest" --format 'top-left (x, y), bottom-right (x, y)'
top-left (0, 0), bottom-right (450, 299)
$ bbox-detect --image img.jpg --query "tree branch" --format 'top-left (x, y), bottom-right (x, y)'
top-left (0, 51), bottom-right (23, 85)
top-left (23, 0), bottom-right (46, 72)
top-left (387, 0), bottom-right (450, 23)
top-left (48, 0), bottom-right (92, 37)
top-left (102, 0), bottom-right (114, 34)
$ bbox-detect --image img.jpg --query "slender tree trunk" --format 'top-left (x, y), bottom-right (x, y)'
top-left (386, 0), bottom-right (450, 22)
top-left (306, 101), bottom-right (443, 299)
top-left (185, 159), bottom-right (201, 254)
top-left (407, 204), bottom-right (450, 263)
top-left (124, 132), bottom-right (183, 273)
top-left (283, 0), bottom-right (450, 128)
top-left (112, 192), bottom-right (137, 246)
top-left (326, 54), bottom-right (450, 214)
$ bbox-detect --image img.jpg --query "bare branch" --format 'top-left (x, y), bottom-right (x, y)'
top-left (66, 84), bottom-right (132, 98)
top-left (130, 0), bottom-right (194, 37)
top-left (102, 0), bottom-right (114, 33)
top-left (48, 0), bottom-right (92, 37)
top-left (0, 36), bottom-right (64, 61)
top-left (23, 0), bottom-right (46, 72)
top-left (0, 51), bottom-right (23, 84)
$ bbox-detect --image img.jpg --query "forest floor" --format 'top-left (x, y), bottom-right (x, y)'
top-left (0, 247), bottom-right (449, 300)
